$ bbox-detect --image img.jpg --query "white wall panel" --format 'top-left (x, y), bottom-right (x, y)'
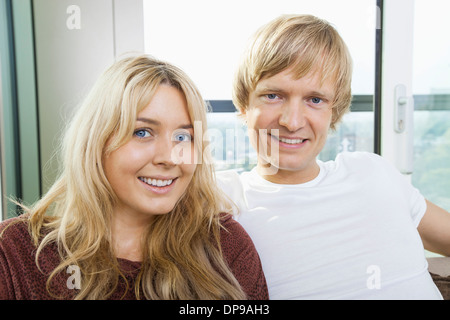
top-left (33, 0), bottom-right (144, 192)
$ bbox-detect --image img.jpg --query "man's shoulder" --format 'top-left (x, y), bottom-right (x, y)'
top-left (335, 151), bottom-right (382, 162)
top-left (317, 152), bottom-right (395, 183)
top-left (216, 169), bottom-right (242, 184)
top-left (215, 170), bottom-right (249, 213)
top-left (215, 169), bottom-right (245, 194)
top-left (334, 151), bottom-right (388, 171)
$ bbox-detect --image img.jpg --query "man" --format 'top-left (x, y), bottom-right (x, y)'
top-left (217, 14), bottom-right (450, 299)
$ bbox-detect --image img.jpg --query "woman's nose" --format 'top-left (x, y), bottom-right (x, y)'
top-left (152, 136), bottom-right (176, 167)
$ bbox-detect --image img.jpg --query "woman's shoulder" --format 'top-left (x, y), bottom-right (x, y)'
top-left (0, 215), bottom-right (31, 243)
top-left (0, 215), bottom-right (38, 265)
top-left (218, 213), bottom-right (269, 300)
top-left (0, 214), bottom-right (58, 268)
top-left (220, 213), bottom-right (250, 242)
top-left (219, 213), bottom-right (257, 262)
top-left (0, 215), bottom-right (64, 299)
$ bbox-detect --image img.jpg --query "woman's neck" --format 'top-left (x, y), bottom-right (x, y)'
top-left (111, 209), bottom-right (153, 262)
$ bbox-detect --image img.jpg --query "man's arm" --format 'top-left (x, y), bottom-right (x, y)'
top-left (418, 200), bottom-right (450, 256)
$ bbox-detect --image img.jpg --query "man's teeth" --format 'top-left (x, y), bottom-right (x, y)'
top-left (278, 137), bottom-right (305, 144)
top-left (139, 177), bottom-right (174, 187)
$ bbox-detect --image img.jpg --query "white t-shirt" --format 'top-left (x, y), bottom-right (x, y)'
top-left (216, 152), bottom-right (443, 300)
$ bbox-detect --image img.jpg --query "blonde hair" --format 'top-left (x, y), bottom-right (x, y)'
top-left (24, 55), bottom-right (246, 299)
top-left (233, 14), bottom-right (353, 130)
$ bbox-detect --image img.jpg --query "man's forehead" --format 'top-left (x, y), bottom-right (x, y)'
top-left (256, 67), bottom-right (336, 97)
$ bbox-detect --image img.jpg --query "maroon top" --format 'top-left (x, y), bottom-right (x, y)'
top-left (0, 215), bottom-right (268, 300)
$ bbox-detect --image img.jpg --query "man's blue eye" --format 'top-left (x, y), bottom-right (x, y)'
top-left (311, 97), bottom-right (322, 104)
top-left (267, 94), bottom-right (278, 100)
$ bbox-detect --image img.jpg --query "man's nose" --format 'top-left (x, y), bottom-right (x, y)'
top-left (278, 100), bottom-right (306, 132)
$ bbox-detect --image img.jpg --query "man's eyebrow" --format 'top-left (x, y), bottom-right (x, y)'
top-left (136, 117), bottom-right (193, 130)
top-left (254, 86), bottom-right (286, 94)
top-left (254, 86), bottom-right (333, 99)
top-left (308, 91), bottom-right (333, 99)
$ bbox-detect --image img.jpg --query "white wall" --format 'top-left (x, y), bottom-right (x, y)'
top-left (33, 0), bottom-right (144, 192)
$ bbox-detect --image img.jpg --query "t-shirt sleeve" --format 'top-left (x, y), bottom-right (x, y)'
top-left (407, 183), bottom-right (428, 228)
top-left (220, 214), bottom-right (269, 300)
top-left (367, 152), bottom-right (427, 227)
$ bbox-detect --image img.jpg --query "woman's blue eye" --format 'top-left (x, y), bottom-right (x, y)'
top-left (134, 129), bottom-right (151, 138)
top-left (174, 133), bottom-right (192, 142)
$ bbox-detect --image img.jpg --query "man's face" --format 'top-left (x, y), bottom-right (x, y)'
top-left (244, 67), bottom-right (335, 184)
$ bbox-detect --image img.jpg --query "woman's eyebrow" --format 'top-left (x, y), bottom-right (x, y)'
top-left (136, 117), bottom-right (193, 130)
top-left (179, 124), bottom-right (194, 130)
top-left (136, 117), bottom-right (160, 126)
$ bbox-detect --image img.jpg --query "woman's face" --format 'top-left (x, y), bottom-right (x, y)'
top-left (103, 84), bottom-right (197, 221)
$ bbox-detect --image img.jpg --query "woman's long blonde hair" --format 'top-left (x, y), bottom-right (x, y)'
top-left (24, 55), bottom-right (246, 299)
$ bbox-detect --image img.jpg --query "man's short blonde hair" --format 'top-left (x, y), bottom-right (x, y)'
top-left (233, 14), bottom-right (353, 130)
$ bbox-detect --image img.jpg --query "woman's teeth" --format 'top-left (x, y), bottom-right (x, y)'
top-left (139, 177), bottom-right (174, 187)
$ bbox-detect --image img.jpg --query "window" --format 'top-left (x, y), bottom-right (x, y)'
top-left (143, 0), bottom-right (377, 172)
top-left (411, 0), bottom-right (450, 212)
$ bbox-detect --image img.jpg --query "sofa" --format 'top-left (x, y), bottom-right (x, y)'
top-left (428, 257), bottom-right (450, 300)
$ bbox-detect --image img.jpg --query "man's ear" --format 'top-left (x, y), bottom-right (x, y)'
top-left (238, 106), bottom-right (247, 116)
top-left (237, 108), bottom-right (247, 125)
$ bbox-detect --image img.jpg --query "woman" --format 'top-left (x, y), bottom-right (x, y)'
top-left (0, 55), bottom-right (268, 300)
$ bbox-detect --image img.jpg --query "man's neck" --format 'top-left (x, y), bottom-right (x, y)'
top-left (256, 162), bottom-right (321, 185)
